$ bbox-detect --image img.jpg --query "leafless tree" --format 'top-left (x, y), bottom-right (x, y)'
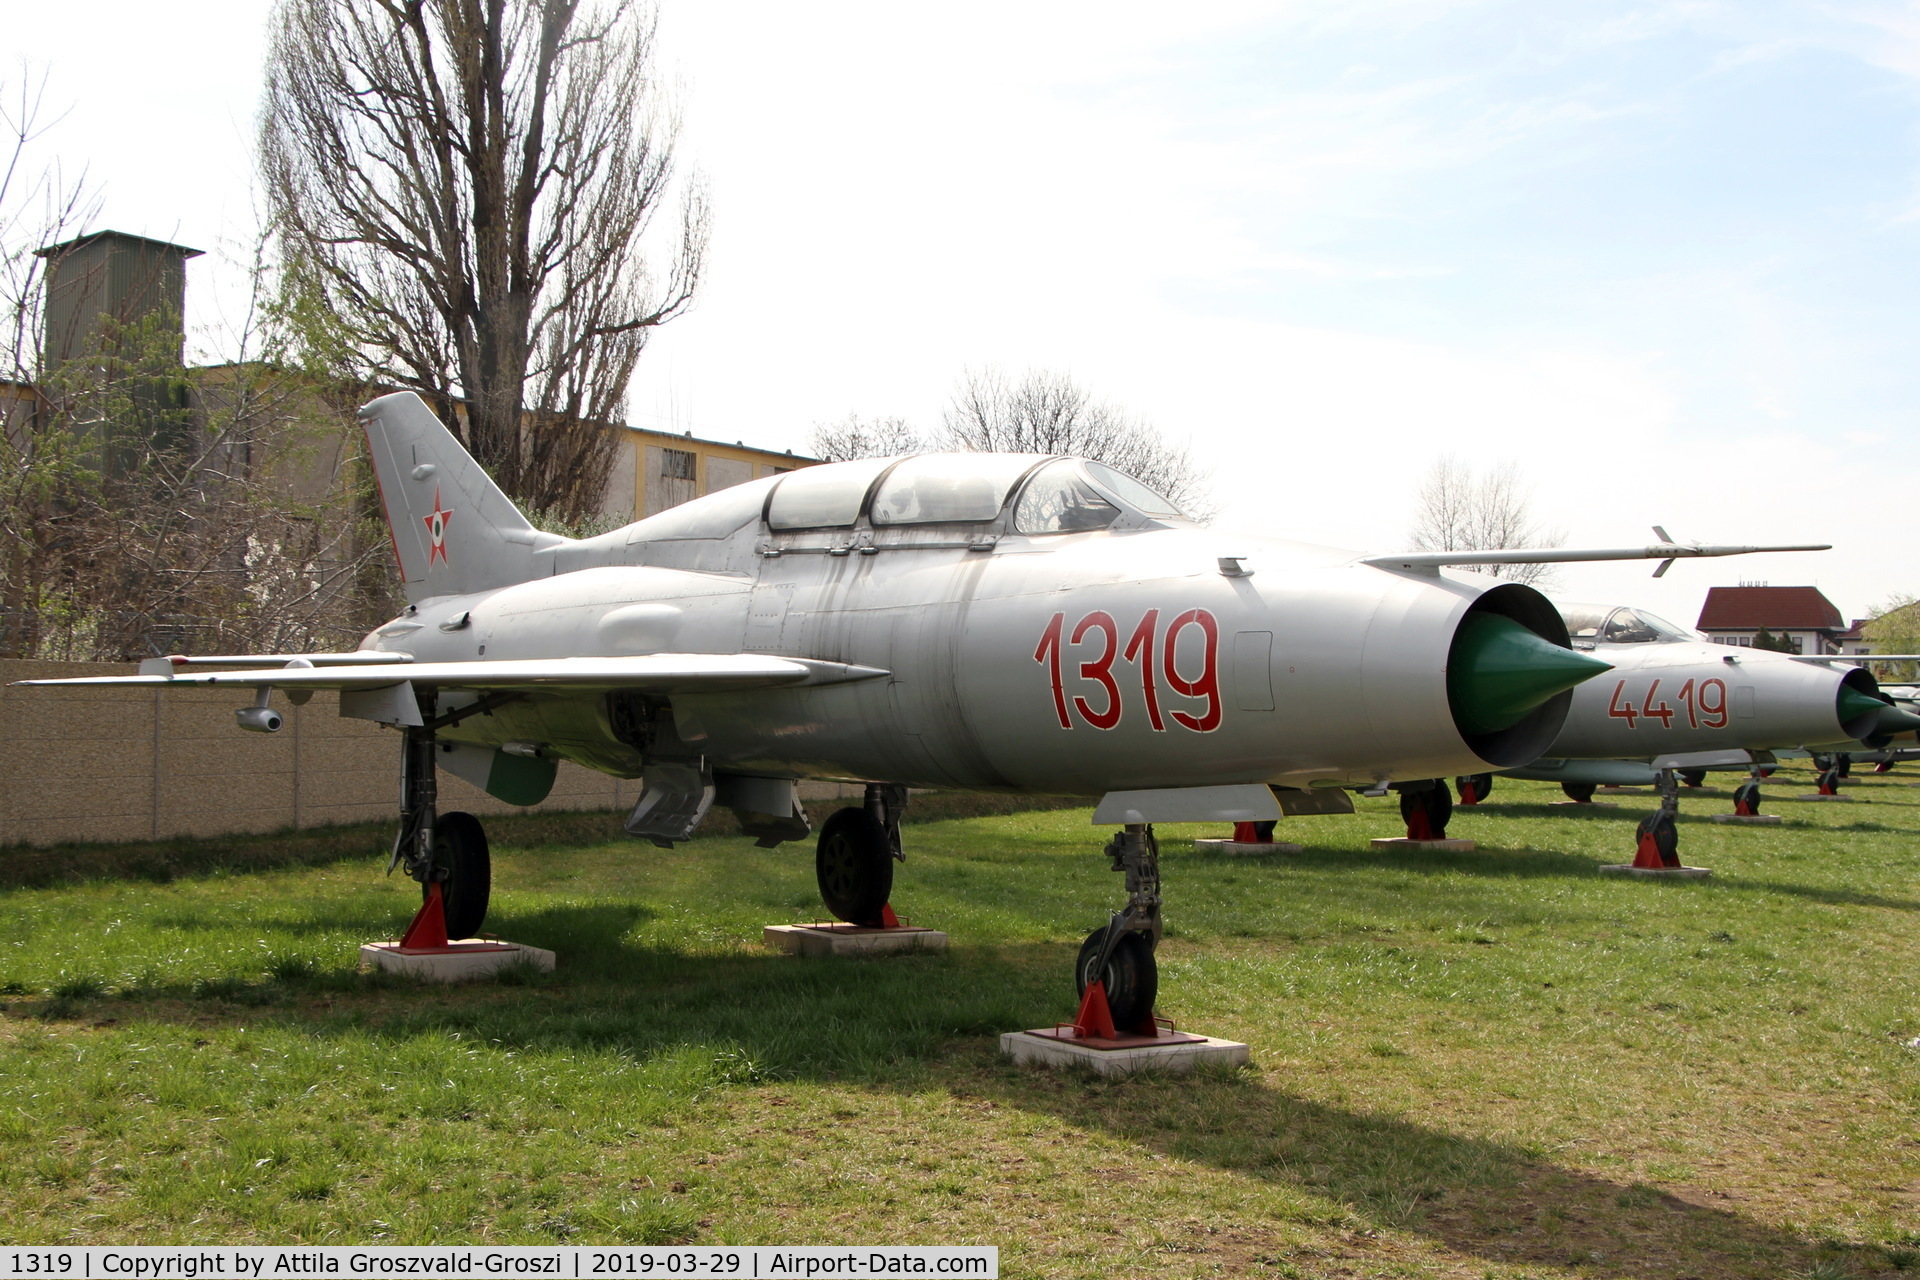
top-left (1408, 456), bottom-right (1565, 586)
top-left (937, 368), bottom-right (1213, 518)
top-left (0, 74), bottom-right (97, 391)
top-left (806, 414), bottom-right (923, 462)
top-left (261, 0), bottom-right (709, 521)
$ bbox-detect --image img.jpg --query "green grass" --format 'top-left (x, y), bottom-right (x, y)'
top-left (0, 768), bottom-right (1917, 1278)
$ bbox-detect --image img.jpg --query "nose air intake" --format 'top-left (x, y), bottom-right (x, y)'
top-left (1443, 585), bottom-right (1613, 766)
top-left (1448, 613), bottom-right (1613, 736)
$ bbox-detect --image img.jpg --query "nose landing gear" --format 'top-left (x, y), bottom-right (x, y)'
top-left (1067, 823), bottom-right (1164, 1038)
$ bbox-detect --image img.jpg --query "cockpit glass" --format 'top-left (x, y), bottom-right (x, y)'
top-left (766, 456), bottom-right (897, 530)
top-left (1013, 460), bottom-right (1120, 534)
top-left (1083, 461), bottom-right (1186, 519)
top-left (624, 476), bottom-right (773, 543)
top-left (868, 453), bottom-right (1039, 525)
top-left (1601, 607), bottom-right (1694, 644)
top-left (1560, 604), bottom-right (1608, 639)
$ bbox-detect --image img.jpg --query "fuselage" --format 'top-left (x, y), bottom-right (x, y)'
top-left (1508, 603), bottom-right (1883, 781)
top-left (365, 456), bottom-right (1594, 797)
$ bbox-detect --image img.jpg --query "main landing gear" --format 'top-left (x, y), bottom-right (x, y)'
top-left (1399, 779), bottom-right (1454, 839)
top-left (814, 784), bottom-right (907, 928)
top-left (391, 695), bottom-right (503, 946)
top-left (1454, 773), bottom-right (1494, 806)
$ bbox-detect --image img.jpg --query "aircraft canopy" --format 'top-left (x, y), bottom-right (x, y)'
top-left (761, 452), bottom-right (1188, 532)
top-left (1561, 603), bottom-right (1698, 645)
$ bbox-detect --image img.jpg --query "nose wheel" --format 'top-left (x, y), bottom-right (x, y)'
top-left (1075, 922), bottom-right (1158, 1030)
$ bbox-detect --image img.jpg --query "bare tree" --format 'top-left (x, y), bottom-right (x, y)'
top-left (1408, 456), bottom-right (1565, 586)
top-left (937, 367), bottom-right (1212, 517)
top-left (261, 0), bottom-right (709, 521)
top-left (806, 414), bottom-right (923, 462)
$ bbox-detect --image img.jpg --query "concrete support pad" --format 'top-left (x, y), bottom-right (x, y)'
top-left (360, 939), bottom-right (555, 983)
top-left (1795, 794), bottom-right (1857, 802)
top-left (1371, 837), bottom-right (1476, 851)
top-left (764, 923), bottom-right (948, 957)
top-left (1599, 864), bottom-right (1713, 879)
top-left (1001, 1028), bottom-right (1249, 1076)
top-left (1711, 814), bottom-right (1783, 825)
top-left (1193, 838), bottom-right (1305, 855)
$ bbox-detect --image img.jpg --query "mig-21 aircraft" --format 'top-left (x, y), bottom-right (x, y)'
top-left (1474, 602), bottom-right (1917, 862)
top-left (13, 394), bottom-right (1826, 1027)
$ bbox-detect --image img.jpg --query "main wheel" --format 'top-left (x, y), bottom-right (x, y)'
top-left (1561, 782), bottom-right (1597, 803)
top-left (1400, 781), bottom-right (1453, 837)
top-left (431, 811), bottom-right (491, 939)
top-left (1455, 773), bottom-right (1493, 805)
top-left (1075, 928), bottom-right (1158, 1030)
top-left (815, 807), bottom-right (894, 926)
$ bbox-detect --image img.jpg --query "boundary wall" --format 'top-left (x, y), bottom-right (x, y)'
top-left (3, 660), bottom-right (863, 847)
top-left (1, 660), bottom-right (650, 848)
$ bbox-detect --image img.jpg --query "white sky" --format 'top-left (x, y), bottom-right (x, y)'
top-left (6, 0), bottom-right (1918, 627)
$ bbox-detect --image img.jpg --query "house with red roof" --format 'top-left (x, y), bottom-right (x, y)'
top-left (1695, 586), bottom-right (1847, 655)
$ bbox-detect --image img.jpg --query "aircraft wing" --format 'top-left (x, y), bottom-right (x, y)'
top-left (13, 653), bottom-right (888, 695)
top-left (1362, 527), bottom-right (1830, 578)
top-left (1792, 654), bottom-right (1920, 663)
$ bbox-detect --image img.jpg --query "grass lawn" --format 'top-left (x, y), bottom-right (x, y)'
top-left (1, 769), bottom-right (1917, 1278)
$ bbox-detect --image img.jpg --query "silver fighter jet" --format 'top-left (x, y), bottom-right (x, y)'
top-left (22, 394), bottom-right (1818, 1024)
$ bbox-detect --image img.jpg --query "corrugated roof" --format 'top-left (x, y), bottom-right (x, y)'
top-left (1696, 586), bottom-right (1843, 631)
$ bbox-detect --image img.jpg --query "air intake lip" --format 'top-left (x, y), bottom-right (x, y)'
top-left (1446, 584), bottom-right (1611, 767)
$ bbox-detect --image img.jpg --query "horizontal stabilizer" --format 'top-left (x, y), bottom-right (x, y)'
top-left (16, 654), bottom-right (889, 695)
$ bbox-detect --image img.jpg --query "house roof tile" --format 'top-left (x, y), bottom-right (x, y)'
top-left (1696, 586), bottom-right (1844, 631)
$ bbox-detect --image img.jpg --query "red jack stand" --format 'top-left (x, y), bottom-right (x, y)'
top-left (1231, 821), bottom-right (1266, 844)
top-left (1071, 979), bottom-right (1123, 1041)
top-left (399, 882), bottom-right (451, 950)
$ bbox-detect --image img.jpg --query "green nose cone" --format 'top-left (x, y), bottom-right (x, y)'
top-left (1449, 612), bottom-right (1613, 738)
top-left (1875, 703), bottom-right (1920, 736)
top-left (1836, 684), bottom-right (1913, 736)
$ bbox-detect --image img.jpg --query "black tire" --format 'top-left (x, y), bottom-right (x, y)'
top-left (1835, 754), bottom-right (1853, 779)
top-left (1399, 780), bottom-right (1453, 837)
top-left (1733, 780), bottom-right (1762, 815)
top-left (815, 807), bottom-right (894, 927)
top-left (1678, 768), bottom-right (1707, 788)
top-left (1075, 928), bottom-right (1158, 1030)
top-left (430, 811), bottom-right (491, 939)
top-left (1636, 808), bottom-right (1679, 867)
top-left (1454, 773), bottom-right (1493, 804)
top-left (1562, 782), bottom-right (1597, 803)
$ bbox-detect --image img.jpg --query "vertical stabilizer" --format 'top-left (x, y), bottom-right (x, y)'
top-left (358, 392), bottom-right (569, 601)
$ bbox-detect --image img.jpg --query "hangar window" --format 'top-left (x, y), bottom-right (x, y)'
top-left (766, 456), bottom-right (897, 530)
top-left (869, 453), bottom-right (1039, 525)
top-left (1013, 461), bottom-right (1120, 534)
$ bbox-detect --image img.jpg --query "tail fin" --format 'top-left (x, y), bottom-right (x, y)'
top-left (358, 392), bottom-right (569, 601)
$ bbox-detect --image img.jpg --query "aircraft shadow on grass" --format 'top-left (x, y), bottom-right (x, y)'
top-left (46, 909), bottom-right (1865, 1280)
